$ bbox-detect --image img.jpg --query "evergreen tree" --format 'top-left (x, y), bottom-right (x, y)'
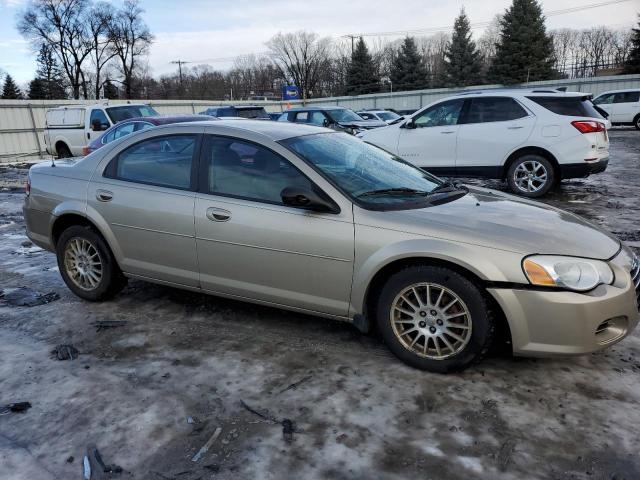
top-left (35, 43), bottom-right (66, 99)
top-left (444, 8), bottom-right (483, 87)
top-left (488, 0), bottom-right (554, 84)
top-left (623, 16), bottom-right (640, 74)
top-left (1, 75), bottom-right (22, 99)
top-left (28, 78), bottom-right (47, 99)
top-left (345, 37), bottom-right (380, 95)
top-left (390, 37), bottom-right (429, 91)
top-left (102, 77), bottom-right (119, 99)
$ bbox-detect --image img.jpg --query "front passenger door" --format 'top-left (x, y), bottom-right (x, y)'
top-left (397, 99), bottom-right (464, 171)
top-left (194, 134), bottom-right (355, 316)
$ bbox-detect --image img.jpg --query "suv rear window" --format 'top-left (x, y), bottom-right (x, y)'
top-left (526, 96), bottom-right (603, 118)
top-left (234, 108), bottom-right (269, 119)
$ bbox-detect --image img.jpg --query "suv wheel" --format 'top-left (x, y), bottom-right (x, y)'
top-left (56, 225), bottom-right (126, 301)
top-left (507, 154), bottom-right (555, 198)
top-left (376, 266), bottom-right (494, 373)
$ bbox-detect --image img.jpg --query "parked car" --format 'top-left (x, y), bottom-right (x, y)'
top-left (357, 109), bottom-right (402, 124)
top-left (278, 106), bottom-right (386, 134)
top-left (592, 89), bottom-right (640, 129)
top-left (83, 115), bottom-right (212, 155)
top-left (24, 120), bottom-right (639, 373)
top-left (199, 105), bottom-right (270, 119)
top-left (359, 89), bottom-right (609, 197)
top-left (268, 112), bottom-right (282, 121)
top-left (44, 103), bottom-right (158, 158)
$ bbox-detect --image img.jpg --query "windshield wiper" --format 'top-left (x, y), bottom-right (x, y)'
top-left (357, 187), bottom-right (430, 198)
top-left (428, 181), bottom-right (467, 195)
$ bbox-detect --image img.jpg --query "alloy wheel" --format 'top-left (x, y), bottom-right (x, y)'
top-left (390, 283), bottom-right (472, 360)
top-left (513, 160), bottom-right (548, 193)
top-left (63, 238), bottom-right (103, 291)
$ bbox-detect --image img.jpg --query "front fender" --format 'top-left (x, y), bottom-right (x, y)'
top-left (350, 238), bottom-right (527, 316)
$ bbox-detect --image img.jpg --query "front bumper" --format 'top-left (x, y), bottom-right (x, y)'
top-left (560, 158), bottom-right (609, 179)
top-left (488, 250), bottom-right (639, 356)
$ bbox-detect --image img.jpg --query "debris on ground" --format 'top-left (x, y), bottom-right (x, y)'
top-left (191, 426), bottom-right (222, 462)
top-left (51, 344), bottom-right (79, 361)
top-left (278, 375), bottom-right (313, 394)
top-left (240, 399), bottom-right (278, 423)
top-left (0, 401), bottom-right (32, 415)
top-left (66, 456), bottom-right (74, 463)
top-left (0, 287), bottom-right (59, 307)
top-left (92, 320), bottom-right (127, 332)
top-left (83, 455), bottom-right (91, 480)
top-left (282, 418), bottom-right (295, 443)
top-left (92, 446), bottom-right (123, 474)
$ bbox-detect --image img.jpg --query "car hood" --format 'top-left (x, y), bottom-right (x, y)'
top-left (338, 120), bottom-right (387, 129)
top-left (368, 187), bottom-right (620, 259)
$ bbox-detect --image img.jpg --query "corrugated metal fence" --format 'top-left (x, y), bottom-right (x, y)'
top-left (2, 73), bottom-right (639, 162)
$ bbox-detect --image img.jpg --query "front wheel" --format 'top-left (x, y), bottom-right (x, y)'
top-left (56, 225), bottom-right (126, 301)
top-left (506, 154), bottom-right (556, 198)
top-left (376, 266), bottom-right (494, 373)
top-left (634, 115), bottom-right (640, 131)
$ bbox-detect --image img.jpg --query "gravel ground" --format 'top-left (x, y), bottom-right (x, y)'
top-left (1, 129), bottom-right (639, 480)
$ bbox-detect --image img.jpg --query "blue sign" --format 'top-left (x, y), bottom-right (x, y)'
top-left (282, 85), bottom-right (300, 100)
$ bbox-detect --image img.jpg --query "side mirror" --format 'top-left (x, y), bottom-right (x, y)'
top-left (281, 186), bottom-right (339, 213)
top-left (91, 119), bottom-right (102, 131)
top-left (401, 119), bottom-right (416, 129)
top-left (322, 118), bottom-right (333, 128)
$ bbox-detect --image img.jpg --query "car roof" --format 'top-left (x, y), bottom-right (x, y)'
top-left (595, 88), bottom-right (640, 95)
top-left (121, 115), bottom-right (212, 125)
top-left (284, 106), bottom-right (348, 112)
top-left (155, 119), bottom-right (332, 140)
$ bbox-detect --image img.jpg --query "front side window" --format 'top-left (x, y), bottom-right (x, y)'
top-left (414, 100), bottom-right (464, 127)
top-left (135, 122), bottom-right (154, 132)
top-left (106, 105), bottom-right (158, 123)
top-left (377, 111), bottom-right (400, 121)
top-left (90, 109), bottom-right (110, 130)
top-left (282, 133), bottom-right (450, 210)
top-left (358, 112), bottom-right (376, 120)
top-left (203, 136), bottom-right (314, 205)
top-left (613, 92), bottom-right (640, 103)
top-left (593, 93), bottom-right (614, 105)
top-left (106, 134), bottom-right (196, 190)
top-left (464, 97), bottom-right (528, 123)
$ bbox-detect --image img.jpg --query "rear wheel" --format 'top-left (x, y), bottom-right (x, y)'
top-left (56, 226), bottom-right (126, 301)
top-left (376, 266), bottom-right (494, 373)
top-left (506, 154), bottom-right (556, 198)
top-left (634, 115), bottom-right (640, 131)
top-left (56, 143), bottom-right (72, 159)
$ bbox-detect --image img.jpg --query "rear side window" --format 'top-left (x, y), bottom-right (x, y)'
top-left (613, 92), bottom-right (640, 103)
top-left (105, 134), bottom-right (197, 190)
top-left (235, 108), bottom-right (269, 119)
top-left (526, 96), bottom-right (603, 118)
top-left (293, 112), bottom-right (309, 122)
top-left (463, 97), bottom-right (528, 123)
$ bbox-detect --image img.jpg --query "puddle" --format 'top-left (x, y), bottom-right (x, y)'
top-left (0, 287), bottom-right (60, 307)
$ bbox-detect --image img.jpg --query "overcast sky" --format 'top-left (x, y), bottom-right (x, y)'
top-left (0, 0), bottom-right (637, 86)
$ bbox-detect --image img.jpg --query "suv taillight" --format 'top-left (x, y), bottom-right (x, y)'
top-left (82, 146), bottom-right (90, 156)
top-left (25, 176), bottom-right (31, 196)
top-left (571, 120), bottom-right (605, 134)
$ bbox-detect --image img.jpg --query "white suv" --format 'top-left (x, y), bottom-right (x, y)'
top-left (593, 89), bottom-right (640, 130)
top-left (359, 89), bottom-right (609, 197)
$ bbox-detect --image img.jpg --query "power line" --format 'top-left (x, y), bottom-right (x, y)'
top-left (341, 0), bottom-right (633, 38)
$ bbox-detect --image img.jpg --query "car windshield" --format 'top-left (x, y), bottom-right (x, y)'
top-left (377, 111), bottom-right (400, 121)
top-left (106, 105), bottom-right (158, 122)
top-left (326, 109), bottom-right (364, 123)
top-left (282, 133), bottom-right (460, 209)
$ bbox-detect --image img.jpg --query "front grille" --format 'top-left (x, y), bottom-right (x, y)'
top-left (631, 256), bottom-right (640, 310)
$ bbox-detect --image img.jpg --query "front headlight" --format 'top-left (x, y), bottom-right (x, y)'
top-left (523, 255), bottom-right (614, 292)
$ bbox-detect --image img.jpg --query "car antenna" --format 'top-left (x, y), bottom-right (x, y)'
top-left (50, 154), bottom-right (56, 168)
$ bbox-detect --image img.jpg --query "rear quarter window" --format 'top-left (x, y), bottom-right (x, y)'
top-left (526, 96), bottom-right (603, 118)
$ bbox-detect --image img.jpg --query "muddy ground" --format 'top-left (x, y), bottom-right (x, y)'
top-left (1, 129), bottom-right (639, 480)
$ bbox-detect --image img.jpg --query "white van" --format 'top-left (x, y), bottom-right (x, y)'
top-left (44, 103), bottom-right (158, 157)
top-left (592, 89), bottom-right (640, 129)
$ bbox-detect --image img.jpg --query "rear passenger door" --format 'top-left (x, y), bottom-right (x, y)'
top-left (90, 133), bottom-right (201, 287)
top-left (611, 92), bottom-right (640, 123)
top-left (194, 133), bottom-right (355, 316)
top-left (456, 97), bottom-right (535, 176)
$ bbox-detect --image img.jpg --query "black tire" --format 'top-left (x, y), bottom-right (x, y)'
top-left (376, 265), bottom-right (494, 373)
top-left (634, 115), bottom-right (640, 131)
top-left (56, 225), bottom-right (127, 301)
top-left (56, 143), bottom-right (72, 159)
top-left (506, 154), bottom-right (556, 198)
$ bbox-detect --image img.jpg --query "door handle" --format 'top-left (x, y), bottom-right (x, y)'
top-left (507, 126), bottom-right (524, 130)
top-left (440, 130), bottom-right (455, 134)
top-left (206, 207), bottom-right (231, 222)
top-left (96, 189), bottom-right (113, 202)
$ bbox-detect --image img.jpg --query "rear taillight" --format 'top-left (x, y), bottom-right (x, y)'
top-left (25, 176), bottom-right (31, 196)
top-left (571, 120), bottom-right (605, 134)
top-left (82, 146), bottom-right (90, 156)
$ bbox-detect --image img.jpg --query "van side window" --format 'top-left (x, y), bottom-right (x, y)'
top-left (613, 92), bottom-right (640, 103)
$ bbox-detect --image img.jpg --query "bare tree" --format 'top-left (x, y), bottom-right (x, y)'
top-left (88, 2), bottom-right (116, 99)
top-left (266, 31), bottom-right (333, 101)
top-left (108, 0), bottom-right (152, 99)
top-left (477, 14), bottom-right (502, 76)
top-left (18, 0), bottom-right (93, 99)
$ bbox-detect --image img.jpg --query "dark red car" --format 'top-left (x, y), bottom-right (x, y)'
top-left (83, 115), bottom-right (212, 155)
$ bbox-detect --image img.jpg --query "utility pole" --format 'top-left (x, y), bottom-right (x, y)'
top-left (170, 60), bottom-right (191, 94)
top-left (345, 35), bottom-right (357, 55)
